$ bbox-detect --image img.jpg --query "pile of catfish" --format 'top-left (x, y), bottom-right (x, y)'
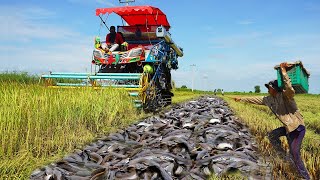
top-left (31, 96), bottom-right (272, 180)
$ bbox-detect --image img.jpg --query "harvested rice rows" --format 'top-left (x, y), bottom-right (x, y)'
top-left (31, 97), bottom-right (271, 180)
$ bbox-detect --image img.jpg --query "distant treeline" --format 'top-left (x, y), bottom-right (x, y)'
top-left (175, 88), bottom-right (212, 94)
top-left (0, 72), bottom-right (40, 84)
top-left (0, 72), bottom-right (81, 84)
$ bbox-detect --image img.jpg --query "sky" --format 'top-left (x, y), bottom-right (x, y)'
top-left (1, 0), bottom-right (320, 94)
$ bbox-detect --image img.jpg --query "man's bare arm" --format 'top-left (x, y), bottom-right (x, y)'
top-left (234, 96), bottom-right (265, 105)
top-left (280, 62), bottom-right (295, 99)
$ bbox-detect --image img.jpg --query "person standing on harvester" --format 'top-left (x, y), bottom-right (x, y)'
top-left (234, 62), bottom-right (310, 179)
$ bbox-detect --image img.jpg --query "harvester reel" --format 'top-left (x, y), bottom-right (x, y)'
top-left (139, 72), bottom-right (150, 104)
top-left (140, 72), bottom-right (161, 111)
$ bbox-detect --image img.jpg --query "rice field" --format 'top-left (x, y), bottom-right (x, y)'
top-left (0, 83), bottom-right (142, 179)
top-left (1, 72), bottom-right (319, 179)
top-left (0, 72), bottom-right (203, 179)
top-left (222, 93), bottom-right (320, 180)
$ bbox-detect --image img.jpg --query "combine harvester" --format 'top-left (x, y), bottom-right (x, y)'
top-left (41, 4), bottom-right (183, 111)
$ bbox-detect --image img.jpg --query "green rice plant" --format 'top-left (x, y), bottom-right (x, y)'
top-left (0, 82), bottom-right (143, 179)
top-left (294, 95), bottom-right (320, 134)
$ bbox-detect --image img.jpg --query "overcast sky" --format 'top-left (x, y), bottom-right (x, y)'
top-left (1, 0), bottom-right (319, 94)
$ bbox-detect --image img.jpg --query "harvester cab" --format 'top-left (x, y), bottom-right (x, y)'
top-left (41, 5), bottom-right (183, 111)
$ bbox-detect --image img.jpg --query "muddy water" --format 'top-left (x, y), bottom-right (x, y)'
top-left (30, 96), bottom-right (272, 180)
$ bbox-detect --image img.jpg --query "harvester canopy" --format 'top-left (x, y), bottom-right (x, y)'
top-left (96, 6), bottom-right (170, 29)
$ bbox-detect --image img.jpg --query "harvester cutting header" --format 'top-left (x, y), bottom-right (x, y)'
top-left (41, 5), bottom-right (183, 111)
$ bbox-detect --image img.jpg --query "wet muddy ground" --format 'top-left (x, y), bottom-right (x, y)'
top-left (31, 96), bottom-right (272, 180)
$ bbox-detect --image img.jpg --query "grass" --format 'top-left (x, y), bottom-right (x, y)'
top-left (172, 88), bottom-right (209, 103)
top-left (0, 81), bottom-right (143, 179)
top-left (220, 93), bottom-right (320, 180)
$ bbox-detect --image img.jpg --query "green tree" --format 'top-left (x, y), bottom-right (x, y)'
top-left (181, 85), bottom-right (187, 89)
top-left (254, 85), bottom-right (261, 93)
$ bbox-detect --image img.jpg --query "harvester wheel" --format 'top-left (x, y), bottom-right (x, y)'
top-left (139, 73), bottom-right (155, 104)
top-left (139, 73), bottom-right (159, 110)
top-left (139, 73), bottom-right (150, 104)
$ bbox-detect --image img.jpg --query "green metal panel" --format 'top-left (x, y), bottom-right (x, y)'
top-left (134, 103), bottom-right (142, 108)
top-left (89, 75), bottom-right (140, 80)
top-left (56, 83), bottom-right (140, 88)
top-left (50, 72), bottom-right (93, 76)
top-left (96, 73), bottom-right (142, 76)
top-left (42, 74), bottom-right (141, 80)
top-left (100, 84), bottom-right (140, 88)
top-left (42, 75), bottom-right (88, 79)
top-left (43, 72), bottom-right (144, 109)
top-left (129, 92), bottom-right (139, 97)
top-left (56, 83), bottom-right (90, 86)
top-left (49, 72), bottom-right (142, 76)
